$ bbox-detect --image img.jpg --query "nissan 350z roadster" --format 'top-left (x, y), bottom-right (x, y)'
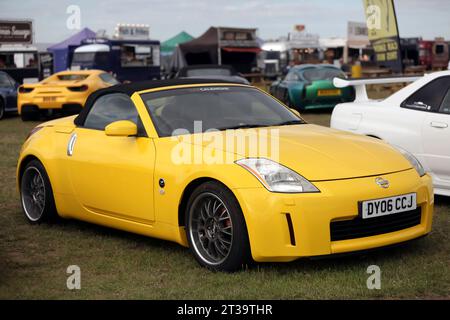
top-left (17, 79), bottom-right (433, 271)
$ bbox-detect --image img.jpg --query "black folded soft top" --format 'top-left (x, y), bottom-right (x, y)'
top-left (75, 78), bottom-right (235, 126)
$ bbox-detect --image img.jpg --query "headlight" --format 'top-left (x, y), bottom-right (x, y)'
top-left (394, 146), bottom-right (426, 177)
top-left (235, 158), bottom-right (319, 193)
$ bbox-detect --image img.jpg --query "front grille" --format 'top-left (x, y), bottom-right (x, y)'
top-left (330, 207), bottom-right (422, 241)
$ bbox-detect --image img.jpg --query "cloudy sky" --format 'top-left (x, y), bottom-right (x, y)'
top-left (1, 0), bottom-right (450, 44)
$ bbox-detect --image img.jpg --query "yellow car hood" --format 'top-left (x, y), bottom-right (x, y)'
top-left (195, 124), bottom-right (412, 181)
top-left (44, 118), bottom-right (412, 181)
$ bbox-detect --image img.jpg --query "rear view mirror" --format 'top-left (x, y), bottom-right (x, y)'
top-left (105, 120), bottom-right (137, 137)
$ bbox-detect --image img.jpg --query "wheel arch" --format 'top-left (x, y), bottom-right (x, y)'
top-left (177, 177), bottom-right (244, 228)
top-left (18, 153), bottom-right (59, 222)
top-left (17, 154), bottom-right (41, 187)
top-left (17, 154), bottom-right (42, 179)
top-left (17, 154), bottom-right (54, 192)
top-left (287, 83), bottom-right (305, 109)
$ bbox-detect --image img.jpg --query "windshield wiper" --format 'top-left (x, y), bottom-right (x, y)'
top-left (273, 119), bottom-right (305, 126)
top-left (218, 120), bottom-right (304, 131)
top-left (218, 123), bottom-right (271, 130)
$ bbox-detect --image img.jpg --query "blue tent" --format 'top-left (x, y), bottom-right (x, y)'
top-left (47, 28), bottom-right (96, 72)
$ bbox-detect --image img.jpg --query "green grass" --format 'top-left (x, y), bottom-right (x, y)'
top-left (0, 114), bottom-right (449, 300)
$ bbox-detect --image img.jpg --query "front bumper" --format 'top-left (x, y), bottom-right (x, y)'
top-left (233, 169), bottom-right (433, 262)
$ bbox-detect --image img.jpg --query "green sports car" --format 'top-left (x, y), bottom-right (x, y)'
top-left (270, 64), bottom-right (354, 111)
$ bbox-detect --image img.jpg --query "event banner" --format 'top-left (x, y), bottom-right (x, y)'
top-left (362, 0), bottom-right (403, 72)
top-left (0, 20), bottom-right (33, 44)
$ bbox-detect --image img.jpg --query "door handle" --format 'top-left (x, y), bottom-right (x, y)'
top-left (430, 121), bottom-right (448, 129)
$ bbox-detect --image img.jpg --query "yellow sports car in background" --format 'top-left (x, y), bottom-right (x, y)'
top-left (18, 69), bottom-right (119, 121)
top-left (17, 79), bottom-right (434, 271)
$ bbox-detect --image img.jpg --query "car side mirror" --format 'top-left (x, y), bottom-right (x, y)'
top-left (105, 120), bottom-right (137, 137)
top-left (290, 108), bottom-right (301, 117)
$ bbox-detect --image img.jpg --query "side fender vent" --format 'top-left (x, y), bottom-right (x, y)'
top-left (285, 213), bottom-right (296, 246)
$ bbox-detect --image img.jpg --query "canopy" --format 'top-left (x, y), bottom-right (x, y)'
top-left (47, 28), bottom-right (96, 50)
top-left (47, 28), bottom-right (96, 72)
top-left (179, 27), bottom-right (219, 64)
top-left (178, 27), bottom-right (260, 73)
top-left (161, 31), bottom-right (194, 55)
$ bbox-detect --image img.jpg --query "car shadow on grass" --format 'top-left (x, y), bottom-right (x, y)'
top-left (259, 237), bottom-right (429, 275)
top-left (55, 217), bottom-right (186, 253)
top-left (435, 195), bottom-right (450, 206)
top-left (49, 213), bottom-right (435, 275)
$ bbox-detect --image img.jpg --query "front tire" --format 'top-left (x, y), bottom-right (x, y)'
top-left (20, 160), bottom-right (57, 223)
top-left (185, 181), bottom-right (251, 272)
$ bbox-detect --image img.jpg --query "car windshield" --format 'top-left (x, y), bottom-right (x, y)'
top-left (186, 68), bottom-right (233, 77)
top-left (56, 74), bottom-right (89, 81)
top-left (302, 67), bottom-right (345, 82)
top-left (141, 86), bottom-right (305, 137)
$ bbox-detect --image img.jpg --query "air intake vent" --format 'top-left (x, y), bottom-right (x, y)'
top-left (330, 207), bottom-right (421, 241)
top-left (285, 213), bottom-right (296, 246)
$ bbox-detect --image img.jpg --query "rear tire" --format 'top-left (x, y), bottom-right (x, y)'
top-left (20, 106), bottom-right (40, 121)
top-left (185, 181), bottom-right (252, 272)
top-left (20, 160), bottom-right (58, 223)
top-left (0, 99), bottom-right (5, 120)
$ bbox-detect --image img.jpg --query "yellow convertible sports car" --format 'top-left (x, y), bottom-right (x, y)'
top-left (17, 79), bottom-right (433, 271)
top-left (18, 69), bottom-right (119, 121)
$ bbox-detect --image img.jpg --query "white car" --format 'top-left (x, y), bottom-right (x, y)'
top-left (331, 71), bottom-right (450, 196)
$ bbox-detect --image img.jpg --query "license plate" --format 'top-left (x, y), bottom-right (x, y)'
top-left (317, 89), bottom-right (341, 96)
top-left (43, 96), bottom-right (56, 102)
top-left (361, 193), bottom-right (417, 219)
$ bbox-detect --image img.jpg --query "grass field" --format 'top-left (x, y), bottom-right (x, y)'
top-left (0, 112), bottom-right (449, 300)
